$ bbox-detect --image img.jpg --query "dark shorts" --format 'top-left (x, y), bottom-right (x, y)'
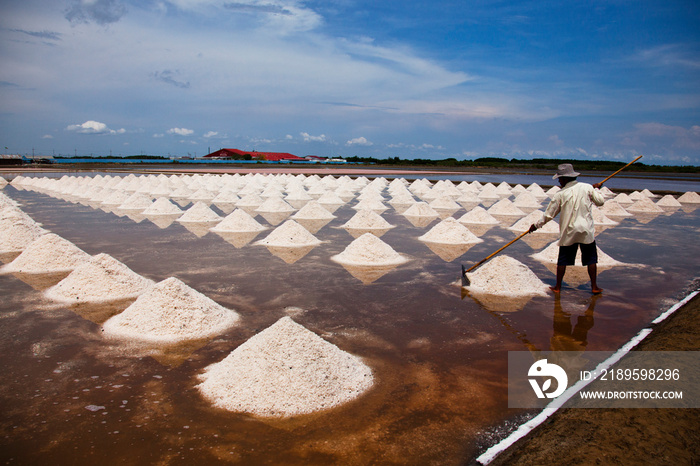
top-left (557, 241), bottom-right (598, 266)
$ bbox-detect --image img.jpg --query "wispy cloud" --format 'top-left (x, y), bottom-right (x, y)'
top-left (152, 70), bottom-right (191, 89)
top-left (64, 0), bottom-right (127, 25)
top-left (11, 29), bottom-right (62, 41)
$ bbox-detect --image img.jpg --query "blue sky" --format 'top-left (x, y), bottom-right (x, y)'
top-left (1, 0), bottom-right (699, 164)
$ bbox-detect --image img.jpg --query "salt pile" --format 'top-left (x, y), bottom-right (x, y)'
top-left (255, 196), bottom-right (295, 214)
top-left (531, 241), bottom-right (624, 268)
top-left (341, 210), bottom-right (394, 234)
top-left (0, 209), bottom-right (47, 253)
top-left (600, 200), bottom-right (632, 217)
top-left (457, 206), bottom-right (500, 225)
top-left (196, 316), bottom-right (374, 417)
top-left (626, 197), bottom-right (664, 213)
top-left (402, 202), bottom-right (439, 218)
top-left (418, 217), bottom-right (482, 245)
top-left (177, 201), bottom-right (222, 223)
top-left (352, 198), bottom-right (388, 213)
top-left (117, 193), bottom-right (153, 211)
top-left (487, 199), bottom-right (526, 217)
top-left (656, 195), bottom-right (682, 208)
top-left (44, 253), bottom-right (154, 303)
top-left (101, 277), bottom-right (240, 343)
top-left (613, 193), bottom-right (633, 204)
top-left (512, 192), bottom-right (542, 210)
top-left (678, 191), bottom-right (700, 203)
top-left (291, 200), bottom-right (335, 221)
top-left (256, 220), bottom-right (321, 247)
top-left (142, 197), bottom-right (183, 216)
top-left (464, 255), bottom-right (549, 297)
top-left (0, 176), bottom-right (7, 188)
top-left (211, 209), bottom-right (266, 233)
top-left (509, 210), bottom-right (559, 233)
top-left (1, 233), bottom-right (90, 274)
top-left (331, 233), bottom-right (408, 266)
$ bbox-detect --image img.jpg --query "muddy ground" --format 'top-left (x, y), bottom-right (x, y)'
top-left (489, 293), bottom-right (700, 466)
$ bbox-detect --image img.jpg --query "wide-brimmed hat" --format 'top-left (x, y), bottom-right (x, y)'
top-left (553, 163), bottom-right (580, 179)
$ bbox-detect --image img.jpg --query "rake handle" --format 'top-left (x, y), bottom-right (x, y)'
top-left (597, 155), bottom-right (643, 186)
top-left (463, 230), bottom-right (530, 274)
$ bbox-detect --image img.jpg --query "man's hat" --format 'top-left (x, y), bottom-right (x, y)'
top-left (553, 163), bottom-right (580, 179)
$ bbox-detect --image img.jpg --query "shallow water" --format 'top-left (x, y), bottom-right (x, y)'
top-left (1, 176), bottom-right (699, 464)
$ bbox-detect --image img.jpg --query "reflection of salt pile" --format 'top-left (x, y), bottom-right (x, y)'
top-left (331, 233), bottom-right (408, 266)
top-left (418, 217), bottom-right (482, 245)
top-left (102, 277), bottom-right (240, 343)
top-left (45, 253), bottom-right (154, 303)
top-left (1, 233), bottom-right (90, 274)
top-left (465, 255), bottom-right (549, 297)
top-left (197, 316), bottom-right (373, 417)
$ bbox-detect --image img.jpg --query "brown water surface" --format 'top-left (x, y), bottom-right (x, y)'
top-left (1, 177), bottom-right (699, 464)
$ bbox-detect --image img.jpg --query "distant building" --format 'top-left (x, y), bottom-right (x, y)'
top-left (203, 148), bottom-right (304, 162)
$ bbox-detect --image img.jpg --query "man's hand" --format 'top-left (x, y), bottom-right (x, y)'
top-left (528, 224), bottom-right (538, 233)
top-left (592, 182), bottom-right (602, 189)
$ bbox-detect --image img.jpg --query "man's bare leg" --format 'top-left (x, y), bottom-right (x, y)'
top-left (588, 263), bottom-right (603, 294)
top-left (551, 265), bottom-right (566, 293)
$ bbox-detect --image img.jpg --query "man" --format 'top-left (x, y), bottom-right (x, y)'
top-left (529, 163), bottom-right (605, 294)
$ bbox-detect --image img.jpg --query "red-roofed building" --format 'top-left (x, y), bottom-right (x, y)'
top-left (203, 148), bottom-right (304, 162)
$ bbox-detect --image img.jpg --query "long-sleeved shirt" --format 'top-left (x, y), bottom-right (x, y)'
top-left (535, 180), bottom-right (605, 246)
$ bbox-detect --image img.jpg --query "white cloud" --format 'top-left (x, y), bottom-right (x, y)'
top-left (285, 134), bottom-right (293, 139)
top-left (301, 132), bottom-right (326, 142)
top-left (203, 131), bottom-right (218, 138)
top-left (66, 120), bottom-right (125, 135)
top-left (168, 127), bottom-right (194, 136)
top-left (41, 134), bottom-right (53, 139)
top-left (346, 136), bottom-right (373, 146)
top-left (153, 133), bottom-right (165, 138)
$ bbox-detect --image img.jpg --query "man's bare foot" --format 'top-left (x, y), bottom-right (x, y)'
top-left (549, 286), bottom-right (560, 293)
top-left (592, 287), bottom-right (603, 295)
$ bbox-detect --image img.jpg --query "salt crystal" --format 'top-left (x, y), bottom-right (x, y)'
top-left (177, 202), bottom-right (222, 223)
top-left (465, 255), bottom-right (550, 297)
top-left (1, 233), bottom-right (90, 274)
top-left (142, 197), bottom-right (182, 216)
top-left (418, 217), bottom-right (482, 245)
top-left (341, 210), bottom-right (393, 230)
top-left (291, 201), bottom-right (335, 220)
top-left (256, 220), bottom-right (321, 247)
top-left (44, 253), bottom-right (154, 303)
top-left (678, 191), bottom-right (700, 203)
top-left (331, 233), bottom-right (408, 266)
top-left (197, 316), bottom-right (373, 417)
top-left (102, 277), bottom-right (240, 343)
top-left (457, 206), bottom-right (500, 225)
top-left (211, 209), bottom-right (266, 233)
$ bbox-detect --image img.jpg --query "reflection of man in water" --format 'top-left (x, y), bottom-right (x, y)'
top-left (550, 294), bottom-right (600, 352)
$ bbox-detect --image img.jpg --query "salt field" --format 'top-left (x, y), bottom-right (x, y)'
top-left (1, 169), bottom-right (699, 464)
